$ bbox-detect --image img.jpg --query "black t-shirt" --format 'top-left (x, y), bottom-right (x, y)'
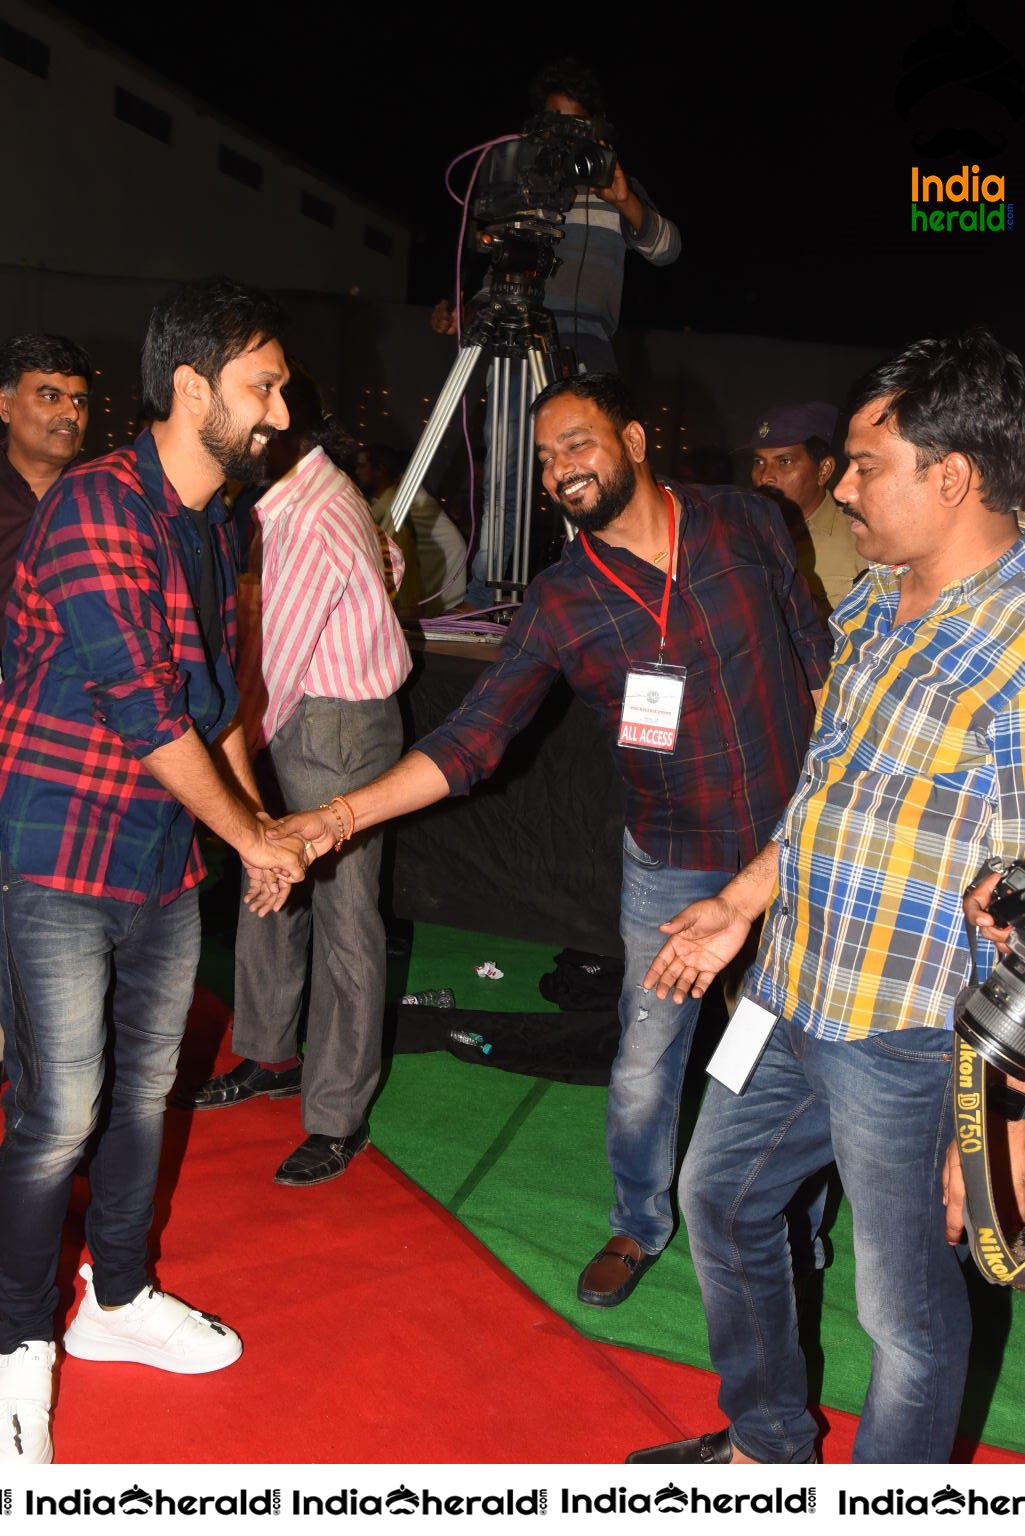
top-left (0, 446), bottom-right (41, 651)
top-left (184, 503), bottom-right (223, 663)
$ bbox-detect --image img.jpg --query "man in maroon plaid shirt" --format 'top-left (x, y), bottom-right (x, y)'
top-left (0, 276), bottom-right (308, 1465)
top-left (276, 373), bottom-right (831, 1314)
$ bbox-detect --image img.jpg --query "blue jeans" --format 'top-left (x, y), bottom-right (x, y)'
top-left (0, 865), bottom-right (200, 1349)
top-left (679, 1017), bottom-right (970, 1464)
top-left (608, 831), bottom-right (733, 1253)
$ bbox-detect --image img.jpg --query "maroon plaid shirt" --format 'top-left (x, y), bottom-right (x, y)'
top-left (0, 430), bottom-right (240, 902)
top-left (418, 482), bottom-right (832, 870)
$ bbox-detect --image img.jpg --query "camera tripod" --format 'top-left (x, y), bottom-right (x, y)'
top-left (388, 221), bottom-right (572, 603)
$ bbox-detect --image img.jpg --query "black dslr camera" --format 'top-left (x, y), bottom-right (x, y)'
top-left (956, 857), bottom-right (1025, 1076)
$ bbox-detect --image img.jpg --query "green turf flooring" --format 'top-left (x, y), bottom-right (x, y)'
top-left (195, 876), bottom-right (1025, 1456)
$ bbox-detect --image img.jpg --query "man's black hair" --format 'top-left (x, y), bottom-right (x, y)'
top-left (527, 57), bottom-right (607, 119)
top-left (805, 435), bottom-right (833, 467)
top-left (531, 372), bottom-right (642, 436)
top-left (281, 359), bottom-right (355, 470)
top-left (0, 334), bottom-right (93, 392)
top-left (140, 275), bottom-right (287, 422)
top-left (849, 327), bottom-right (1025, 513)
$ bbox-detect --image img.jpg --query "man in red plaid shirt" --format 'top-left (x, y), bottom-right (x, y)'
top-left (0, 276), bottom-right (307, 1465)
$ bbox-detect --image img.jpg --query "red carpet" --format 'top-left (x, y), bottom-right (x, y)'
top-left (15, 987), bottom-right (1022, 1465)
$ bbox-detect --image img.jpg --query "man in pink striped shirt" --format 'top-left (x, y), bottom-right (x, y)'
top-left (178, 365), bottom-right (411, 1185)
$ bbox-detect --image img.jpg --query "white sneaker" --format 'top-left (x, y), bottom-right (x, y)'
top-left (63, 1264), bottom-right (242, 1375)
top-left (0, 1341), bottom-right (55, 1464)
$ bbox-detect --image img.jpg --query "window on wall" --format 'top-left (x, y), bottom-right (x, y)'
top-left (219, 145), bottom-right (263, 190)
top-left (364, 225), bottom-right (393, 256)
top-left (114, 86), bottom-right (172, 144)
top-left (301, 191), bottom-right (335, 228)
top-left (0, 18), bottom-right (49, 78)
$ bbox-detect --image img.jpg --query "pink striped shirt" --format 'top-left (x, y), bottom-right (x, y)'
top-left (238, 447), bottom-right (411, 752)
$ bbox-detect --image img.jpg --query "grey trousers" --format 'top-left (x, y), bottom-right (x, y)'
top-left (232, 694), bottom-right (403, 1136)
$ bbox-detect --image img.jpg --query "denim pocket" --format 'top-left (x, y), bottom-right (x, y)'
top-left (864, 1027), bottom-right (953, 1065)
top-left (623, 828), bottom-right (662, 869)
top-left (0, 855), bottom-right (28, 893)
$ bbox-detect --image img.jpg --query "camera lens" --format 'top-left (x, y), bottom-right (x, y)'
top-left (955, 965), bottom-right (1025, 1076)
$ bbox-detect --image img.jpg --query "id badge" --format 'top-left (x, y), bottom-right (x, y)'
top-left (705, 996), bottom-right (779, 1094)
top-left (617, 664), bottom-right (686, 753)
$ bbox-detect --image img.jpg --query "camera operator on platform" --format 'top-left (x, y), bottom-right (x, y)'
top-left (627, 329), bottom-right (1025, 1466)
top-left (434, 58), bottom-right (681, 609)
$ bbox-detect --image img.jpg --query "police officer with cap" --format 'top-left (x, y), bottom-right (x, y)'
top-left (748, 401), bottom-right (863, 619)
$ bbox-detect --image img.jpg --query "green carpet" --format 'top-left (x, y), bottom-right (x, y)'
top-left (194, 866), bottom-right (1025, 1455)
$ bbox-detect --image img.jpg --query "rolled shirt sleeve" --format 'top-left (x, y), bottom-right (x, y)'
top-left (32, 473), bottom-right (194, 755)
top-left (416, 587), bottom-right (563, 794)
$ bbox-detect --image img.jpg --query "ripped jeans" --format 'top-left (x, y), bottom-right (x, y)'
top-left (607, 830), bottom-right (733, 1253)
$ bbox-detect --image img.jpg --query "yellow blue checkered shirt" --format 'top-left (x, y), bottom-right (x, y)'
top-left (747, 535), bottom-right (1025, 1040)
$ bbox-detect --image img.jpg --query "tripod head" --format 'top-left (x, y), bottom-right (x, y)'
top-left (463, 218), bottom-right (561, 361)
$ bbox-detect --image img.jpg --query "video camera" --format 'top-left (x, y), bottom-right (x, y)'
top-left (472, 111), bottom-right (619, 226)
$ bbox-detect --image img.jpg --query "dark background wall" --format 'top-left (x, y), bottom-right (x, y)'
top-left (0, 261), bottom-right (884, 521)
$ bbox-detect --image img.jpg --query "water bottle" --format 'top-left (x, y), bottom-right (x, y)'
top-left (447, 1028), bottom-right (492, 1056)
top-left (400, 987), bottom-right (456, 1008)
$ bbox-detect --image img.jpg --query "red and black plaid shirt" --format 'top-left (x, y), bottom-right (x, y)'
top-left (0, 430), bottom-right (240, 902)
top-left (418, 482), bottom-right (833, 871)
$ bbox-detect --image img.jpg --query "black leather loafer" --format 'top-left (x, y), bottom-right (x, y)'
top-left (273, 1124), bottom-right (370, 1186)
top-left (626, 1428), bottom-right (817, 1464)
top-left (174, 1059), bottom-right (302, 1110)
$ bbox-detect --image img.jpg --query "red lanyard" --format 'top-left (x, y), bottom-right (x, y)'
top-left (579, 485), bottom-right (676, 654)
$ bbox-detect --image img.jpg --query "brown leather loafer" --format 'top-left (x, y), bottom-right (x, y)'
top-left (577, 1235), bottom-right (657, 1307)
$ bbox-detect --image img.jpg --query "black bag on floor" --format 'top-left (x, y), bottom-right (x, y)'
top-left (538, 949), bottom-right (625, 1013)
top-left (387, 1004), bottom-right (620, 1086)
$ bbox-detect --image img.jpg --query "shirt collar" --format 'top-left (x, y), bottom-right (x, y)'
top-left (866, 515), bottom-right (1025, 610)
top-left (134, 428), bottom-right (229, 526)
top-left (806, 488), bottom-right (840, 529)
top-left (0, 442), bottom-right (68, 507)
top-left (253, 445), bottom-right (323, 526)
top-left (562, 476), bottom-right (692, 566)
top-left (0, 443), bottom-right (34, 499)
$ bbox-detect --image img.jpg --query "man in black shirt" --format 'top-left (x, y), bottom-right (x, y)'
top-left (0, 333), bottom-right (92, 1082)
top-left (0, 334), bottom-right (92, 651)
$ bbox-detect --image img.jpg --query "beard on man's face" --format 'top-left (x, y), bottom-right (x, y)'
top-left (199, 391), bottom-right (275, 485)
top-left (557, 456), bottom-right (637, 533)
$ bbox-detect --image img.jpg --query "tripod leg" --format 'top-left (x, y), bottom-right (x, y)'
top-left (389, 344), bottom-right (485, 534)
top-left (527, 347), bottom-right (553, 396)
top-left (510, 356), bottom-right (530, 589)
top-left (489, 356), bottom-right (512, 588)
top-left (485, 359), bottom-right (537, 599)
top-left (524, 346), bottom-right (575, 544)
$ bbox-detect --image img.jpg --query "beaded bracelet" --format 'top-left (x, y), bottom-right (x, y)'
top-left (318, 801), bottom-right (348, 853)
top-left (332, 794), bottom-right (357, 842)
top-left (317, 795), bottom-right (357, 853)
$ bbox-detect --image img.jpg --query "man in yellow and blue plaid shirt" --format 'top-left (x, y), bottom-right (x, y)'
top-left (628, 328), bottom-right (1025, 1466)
